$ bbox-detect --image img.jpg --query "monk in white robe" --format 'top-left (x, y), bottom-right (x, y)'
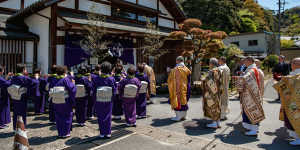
top-left (218, 57), bottom-right (231, 120)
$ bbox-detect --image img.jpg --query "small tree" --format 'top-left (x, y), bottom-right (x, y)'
top-left (222, 44), bottom-right (244, 70)
top-left (263, 55), bottom-right (279, 71)
top-left (169, 18), bottom-right (227, 80)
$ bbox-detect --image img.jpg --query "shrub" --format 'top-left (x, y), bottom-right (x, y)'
top-left (281, 40), bottom-right (295, 48)
top-left (263, 55), bottom-right (279, 69)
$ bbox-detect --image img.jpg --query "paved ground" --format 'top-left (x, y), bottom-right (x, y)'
top-left (0, 79), bottom-right (298, 150)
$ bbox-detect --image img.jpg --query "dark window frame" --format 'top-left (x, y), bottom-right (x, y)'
top-left (248, 40), bottom-right (258, 46)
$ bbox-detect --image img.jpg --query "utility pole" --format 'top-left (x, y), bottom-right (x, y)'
top-left (275, 0), bottom-right (285, 55)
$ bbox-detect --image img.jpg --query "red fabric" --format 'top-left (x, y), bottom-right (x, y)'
top-left (252, 68), bottom-right (260, 88)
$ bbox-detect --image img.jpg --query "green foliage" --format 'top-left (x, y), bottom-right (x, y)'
top-left (241, 17), bottom-right (257, 32)
top-left (263, 55), bottom-right (279, 69)
top-left (229, 31), bottom-right (240, 36)
top-left (223, 44), bottom-right (243, 58)
top-left (282, 7), bottom-right (300, 36)
top-left (281, 40), bottom-right (295, 48)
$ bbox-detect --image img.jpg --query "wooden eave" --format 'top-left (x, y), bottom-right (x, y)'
top-left (160, 0), bottom-right (185, 23)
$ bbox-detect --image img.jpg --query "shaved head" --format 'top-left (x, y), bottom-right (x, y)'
top-left (291, 57), bottom-right (300, 71)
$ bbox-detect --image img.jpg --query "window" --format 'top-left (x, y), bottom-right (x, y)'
top-left (138, 15), bottom-right (157, 24)
top-left (112, 8), bottom-right (136, 20)
top-left (231, 42), bottom-right (239, 46)
top-left (248, 40), bottom-right (258, 46)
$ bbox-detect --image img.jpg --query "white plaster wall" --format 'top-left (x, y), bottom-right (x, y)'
top-left (139, 0), bottom-right (157, 9)
top-left (56, 45), bottom-right (65, 65)
top-left (223, 33), bottom-right (267, 53)
top-left (133, 48), bottom-right (137, 65)
top-left (159, 1), bottom-right (173, 19)
top-left (57, 17), bottom-right (65, 27)
top-left (24, 8), bottom-right (51, 74)
top-left (79, 0), bottom-right (111, 16)
top-left (158, 17), bottom-right (174, 28)
top-left (24, 0), bottom-right (40, 8)
top-left (0, 0), bottom-right (20, 10)
top-left (58, 0), bottom-right (75, 9)
top-left (25, 41), bottom-right (34, 64)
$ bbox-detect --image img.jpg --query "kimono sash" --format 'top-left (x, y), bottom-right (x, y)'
top-left (50, 86), bottom-right (69, 104)
top-left (7, 85), bottom-right (27, 100)
top-left (123, 84), bottom-right (138, 98)
top-left (274, 74), bottom-right (300, 138)
top-left (237, 68), bottom-right (265, 124)
top-left (75, 84), bottom-right (86, 98)
top-left (139, 81), bottom-right (148, 94)
top-left (96, 86), bottom-right (113, 102)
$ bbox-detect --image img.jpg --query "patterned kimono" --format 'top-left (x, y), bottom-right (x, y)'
top-left (167, 63), bottom-right (191, 111)
top-left (112, 74), bottom-right (124, 117)
top-left (74, 75), bottom-right (92, 125)
top-left (144, 65), bottom-right (156, 96)
top-left (202, 67), bottom-right (222, 121)
top-left (47, 74), bottom-right (58, 122)
top-left (135, 73), bottom-right (150, 117)
top-left (274, 69), bottom-right (300, 138)
top-left (236, 64), bottom-right (265, 125)
top-left (92, 74), bottom-right (116, 136)
top-left (9, 74), bottom-right (34, 130)
top-left (218, 64), bottom-right (231, 118)
top-left (119, 77), bottom-right (141, 125)
top-left (52, 76), bottom-right (76, 137)
top-left (0, 76), bottom-right (11, 127)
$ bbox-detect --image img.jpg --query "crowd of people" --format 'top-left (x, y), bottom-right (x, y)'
top-left (0, 54), bottom-right (299, 146)
top-left (0, 62), bottom-right (155, 139)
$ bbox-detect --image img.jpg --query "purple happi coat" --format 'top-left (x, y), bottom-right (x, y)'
top-left (10, 74), bottom-right (34, 130)
top-left (47, 75), bottom-right (58, 122)
top-left (119, 77), bottom-right (141, 125)
top-left (92, 75), bottom-right (116, 136)
top-left (112, 74), bottom-right (123, 117)
top-left (88, 73), bottom-right (99, 118)
top-left (53, 76), bottom-right (76, 137)
top-left (135, 73), bottom-right (150, 117)
top-left (74, 75), bottom-right (92, 124)
top-left (0, 77), bottom-right (11, 126)
top-left (29, 76), bottom-right (47, 114)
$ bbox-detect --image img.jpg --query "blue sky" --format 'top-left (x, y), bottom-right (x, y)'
top-left (258, 0), bottom-right (300, 10)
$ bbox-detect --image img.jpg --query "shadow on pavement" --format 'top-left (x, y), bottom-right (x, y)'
top-left (29, 135), bottom-right (57, 145)
top-left (257, 127), bottom-right (298, 150)
top-left (33, 116), bottom-right (49, 121)
top-left (151, 118), bottom-right (178, 127)
top-left (27, 123), bottom-right (52, 129)
top-left (0, 132), bottom-right (14, 139)
top-left (65, 137), bottom-right (82, 145)
top-left (215, 122), bottom-right (259, 145)
top-left (266, 100), bottom-right (281, 104)
top-left (183, 119), bottom-right (217, 136)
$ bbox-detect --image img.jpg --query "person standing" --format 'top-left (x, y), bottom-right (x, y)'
top-left (274, 57), bottom-right (300, 145)
top-left (202, 58), bottom-right (222, 128)
top-left (74, 66), bottom-right (92, 126)
top-left (143, 63), bottom-right (156, 102)
top-left (112, 65), bottom-right (124, 120)
top-left (50, 66), bottom-right (76, 138)
top-left (218, 57), bottom-right (231, 121)
top-left (0, 66), bottom-right (11, 129)
top-left (119, 66), bottom-right (141, 126)
top-left (92, 62), bottom-right (116, 138)
top-left (167, 56), bottom-right (191, 121)
top-left (8, 64), bottom-right (34, 130)
top-left (47, 65), bottom-right (58, 124)
top-left (135, 63), bottom-right (150, 119)
top-left (88, 65), bottom-right (101, 119)
top-left (234, 57), bottom-right (265, 136)
top-left (272, 55), bottom-right (290, 81)
top-left (29, 69), bottom-right (46, 115)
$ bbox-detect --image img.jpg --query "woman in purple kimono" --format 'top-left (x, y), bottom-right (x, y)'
top-left (119, 66), bottom-right (141, 126)
top-left (8, 64), bottom-right (34, 130)
top-left (51, 66), bottom-right (76, 138)
top-left (88, 65), bottom-right (101, 119)
top-left (0, 66), bottom-right (11, 129)
top-left (92, 62), bottom-right (116, 138)
top-left (135, 64), bottom-right (150, 119)
top-left (29, 69), bottom-right (46, 115)
top-left (112, 65), bottom-right (125, 120)
top-left (47, 65), bottom-right (58, 124)
top-left (74, 66), bottom-right (92, 126)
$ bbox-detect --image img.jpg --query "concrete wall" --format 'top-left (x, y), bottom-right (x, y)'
top-left (0, 0), bottom-right (20, 10)
top-left (223, 33), bottom-right (267, 53)
top-left (79, 0), bottom-right (111, 16)
top-left (281, 49), bottom-right (300, 62)
top-left (25, 8), bottom-right (51, 74)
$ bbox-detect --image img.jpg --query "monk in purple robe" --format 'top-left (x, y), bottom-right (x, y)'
top-left (119, 66), bottom-right (141, 126)
top-left (0, 66), bottom-right (11, 129)
top-left (74, 66), bottom-right (92, 126)
top-left (88, 65), bottom-right (101, 119)
top-left (47, 65), bottom-right (58, 124)
top-left (92, 62), bottom-right (116, 138)
top-left (29, 69), bottom-right (46, 115)
top-left (112, 65), bottom-right (125, 120)
top-left (50, 66), bottom-right (76, 138)
top-left (8, 64), bottom-right (34, 130)
top-left (135, 63), bottom-right (150, 119)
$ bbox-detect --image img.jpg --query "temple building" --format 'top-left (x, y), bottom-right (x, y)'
top-left (0, 0), bottom-right (185, 81)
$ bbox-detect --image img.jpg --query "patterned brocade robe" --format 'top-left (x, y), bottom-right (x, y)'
top-left (144, 65), bottom-right (156, 96)
top-left (274, 71), bottom-right (300, 138)
top-left (202, 67), bottom-right (223, 121)
top-left (219, 64), bottom-right (231, 117)
top-left (236, 64), bottom-right (265, 124)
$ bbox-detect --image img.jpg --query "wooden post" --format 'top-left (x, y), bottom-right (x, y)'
top-left (33, 40), bottom-right (38, 70)
top-left (75, 0), bottom-right (79, 9)
top-left (50, 4), bottom-right (58, 66)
